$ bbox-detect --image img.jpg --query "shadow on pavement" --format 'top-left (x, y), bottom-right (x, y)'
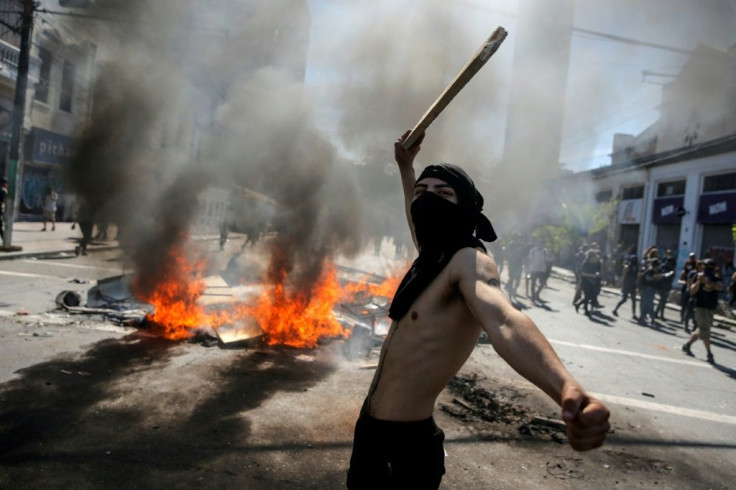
top-left (0, 334), bottom-right (339, 488)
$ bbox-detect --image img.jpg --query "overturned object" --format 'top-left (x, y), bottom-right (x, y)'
top-left (55, 291), bottom-right (82, 308)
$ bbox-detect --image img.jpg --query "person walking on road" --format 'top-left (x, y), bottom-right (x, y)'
top-left (682, 258), bottom-right (723, 364)
top-left (679, 253), bottom-right (698, 324)
top-left (574, 249), bottom-right (602, 316)
top-left (612, 246), bottom-right (638, 319)
top-left (0, 177), bottom-right (7, 241)
top-left (655, 249), bottom-right (676, 320)
top-left (527, 239), bottom-right (548, 302)
top-left (347, 130), bottom-right (611, 489)
top-left (639, 258), bottom-right (664, 326)
top-left (74, 199), bottom-right (95, 256)
top-left (41, 186), bottom-right (58, 231)
top-left (504, 236), bottom-right (526, 301)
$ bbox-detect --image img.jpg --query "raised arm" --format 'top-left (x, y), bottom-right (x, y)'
top-left (451, 248), bottom-right (610, 451)
top-left (394, 130), bottom-right (424, 251)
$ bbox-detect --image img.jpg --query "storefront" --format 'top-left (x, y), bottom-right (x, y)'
top-left (617, 198), bottom-right (643, 251)
top-left (697, 190), bottom-right (736, 267)
top-left (652, 195), bottom-right (684, 252)
top-left (20, 127), bottom-right (75, 220)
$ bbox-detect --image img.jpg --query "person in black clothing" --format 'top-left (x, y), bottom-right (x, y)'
top-left (655, 249), bottom-right (676, 320)
top-left (683, 261), bottom-right (702, 332)
top-left (612, 247), bottom-right (638, 319)
top-left (574, 250), bottom-right (602, 316)
top-left (639, 258), bottom-right (664, 325)
top-left (0, 177), bottom-right (7, 242)
top-left (678, 253), bottom-right (698, 323)
top-left (682, 259), bottom-right (723, 364)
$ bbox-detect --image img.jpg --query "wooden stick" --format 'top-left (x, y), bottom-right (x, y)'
top-left (401, 26), bottom-right (508, 150)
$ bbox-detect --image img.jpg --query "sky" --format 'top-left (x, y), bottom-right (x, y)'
top-left (305, 0), bottom-right (736, 172)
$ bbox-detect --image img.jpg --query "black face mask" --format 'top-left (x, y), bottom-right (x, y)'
top-left (411, 191), bottom-right (474, 250)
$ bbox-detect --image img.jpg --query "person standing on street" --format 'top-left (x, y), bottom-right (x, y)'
top-left (504, 236), bottom-right (526, 301)
top-left (612, 246), bottom-right (638, 319)
top-left (655, 249), bottom-right (676, 320)
top-left (347, 130), bottom-right (610, 489)
top-left (527, 239), bottom-right (548, 302)
top-left (639, 258), bottom-right (664, 326)
top-left (574, 249), bottom-right (602, 316)
top-left (0, 177), bottom-right (7, 241)
top-left (679, 253), bottom-right (698, 324)
top-left (682, 258), bottom-right (723, 364)
top-left (42, 185), bottom-right (58, 231)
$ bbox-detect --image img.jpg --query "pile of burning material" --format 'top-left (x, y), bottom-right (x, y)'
top-left (57, 238), bottom-right (404, 351)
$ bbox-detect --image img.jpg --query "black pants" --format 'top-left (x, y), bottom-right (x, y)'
top-left (347, 412), bottom-right (445, 489)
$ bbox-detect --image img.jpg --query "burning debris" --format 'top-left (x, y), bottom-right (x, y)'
top-left (64, 237), bottom-right (403, 351)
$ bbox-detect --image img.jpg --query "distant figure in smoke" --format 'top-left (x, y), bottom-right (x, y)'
top-left (612, 246), bottom-right (638, 319)
top-left (347, 131), bottom-right (610, 489)
top-left (220, 204), bottom-right (231, 251)
top-left (0, 177), bottom-right (7, 241)
top-left (42, 186), bottom-right (58, 231)
top-left (527, 239), bottom-right (548, 302)
top-left (75, 198), bottom-right (95, 256)
top-left (503, 236), bottom-right (526, 300)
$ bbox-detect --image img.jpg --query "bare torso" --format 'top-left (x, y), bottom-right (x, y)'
top-left (365, 253), bottom-right (484, 421)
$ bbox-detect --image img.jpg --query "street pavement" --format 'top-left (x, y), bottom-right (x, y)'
top-left (0, 220), bottom-right (118, 260)
top-left (0, 235), bottom-right (735, 488)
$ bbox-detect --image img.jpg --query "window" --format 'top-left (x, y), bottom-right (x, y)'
top-left (621, 185), bottom-right (644, 200)
top-left (59, 60), bottom-right (75, 112)
top-left (703, 172), bottom-right (736, 193)
top-left (656, 180), bottom-right (686, 197)
top-left (0, 0), bottom-right (21, 46)
top-left (35, 47), bottom-right (52, 104)
top-left (595, 190), bottom-right (613, 203)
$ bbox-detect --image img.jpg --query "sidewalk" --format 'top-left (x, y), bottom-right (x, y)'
top-left (0, 221), bottom-right (119, 260)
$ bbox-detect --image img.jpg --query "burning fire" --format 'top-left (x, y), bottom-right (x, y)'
top-left (133, 245), bottom-right (208, 341)
top-left (135, 245), bottom-right (404, 348)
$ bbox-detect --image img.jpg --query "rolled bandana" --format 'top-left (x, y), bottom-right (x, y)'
top-left (415, 164), bottom-right (497, 242)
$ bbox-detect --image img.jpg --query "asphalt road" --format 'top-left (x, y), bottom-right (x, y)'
top-left (0, 242), bottom-right (734, 489)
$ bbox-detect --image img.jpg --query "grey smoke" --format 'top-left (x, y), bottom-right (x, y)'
top-left (61, 0), bottom-right (735, 295)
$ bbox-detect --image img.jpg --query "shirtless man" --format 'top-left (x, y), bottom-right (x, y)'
top-left (346, 131), bottom-right (611, 489)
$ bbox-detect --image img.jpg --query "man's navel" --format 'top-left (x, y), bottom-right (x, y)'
top-left (411, 311), bottom-right (419, 321)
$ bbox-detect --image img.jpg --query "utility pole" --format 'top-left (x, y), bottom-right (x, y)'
top-left (2, 0), bottom-right (35, 250)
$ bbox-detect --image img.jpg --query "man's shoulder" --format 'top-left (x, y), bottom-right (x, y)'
top-left (447, 247), bottom-right (496, 280)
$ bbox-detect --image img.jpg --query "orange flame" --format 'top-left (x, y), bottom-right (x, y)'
top-left (238, 263), bottom-right (348, 348)
top-left (135, 245), bottom-right (396, 348)
top-left (134, 246), bottom-right (208, 340)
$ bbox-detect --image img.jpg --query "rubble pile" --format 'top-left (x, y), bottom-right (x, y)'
top-left (443, 374), bottom-right (529, 424)
top-left (443, 374), bottom-right (571, 444)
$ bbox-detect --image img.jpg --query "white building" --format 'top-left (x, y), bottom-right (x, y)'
top-left (556, 41), bottom-right (736, 274)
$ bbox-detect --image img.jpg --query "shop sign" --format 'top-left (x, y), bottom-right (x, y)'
top-left (652, 196), bottom-right (684, 224)
top-left (697, 192), bottom-right (736, 224)
top-left (618, 199), bottom-right (643, 224)
top-left (29, 127), bottom-right (75, 165)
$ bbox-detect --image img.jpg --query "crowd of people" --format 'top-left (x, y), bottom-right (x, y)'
top-left (491, 238), bottom-right (735, 365)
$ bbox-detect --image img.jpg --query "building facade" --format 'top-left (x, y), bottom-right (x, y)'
top-left (556, 41), bottom-right (736, 274)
